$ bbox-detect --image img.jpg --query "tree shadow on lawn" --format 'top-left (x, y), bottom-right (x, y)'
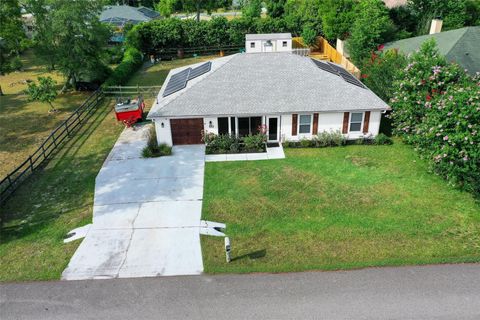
top-left (231, 249), bottom-right (267, 262)
top-left (0, 99), bottom-right (118, 244)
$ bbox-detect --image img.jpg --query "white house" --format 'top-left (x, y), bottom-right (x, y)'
top-left (147, 35), bottom-right (389, 146)
top-left (245, 33), bottom-right (292, 53)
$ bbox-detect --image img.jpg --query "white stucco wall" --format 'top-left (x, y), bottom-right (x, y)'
top-left (245, 39), bottom-right (292, 53)
top-left (280, 111), bottom-right (383, 142)
top-left (246, 40), bottom-right (262, 53)
top-left (154, 118), bottom-right (173, 146)
top-left (154, 111), bottom-right (384, 146)
top-left (203, 117), bottom-right (218, 135)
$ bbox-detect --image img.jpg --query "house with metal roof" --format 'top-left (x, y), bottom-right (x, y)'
top-left (384, 26), bottom-right (480, 75)
top-left (148, 35), bottom-right (389, 146)
top-left (100, 5), bottom-right (160, 26)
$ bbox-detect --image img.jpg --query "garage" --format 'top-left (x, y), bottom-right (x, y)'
top-left (170, 118), bottom-right (204, 145)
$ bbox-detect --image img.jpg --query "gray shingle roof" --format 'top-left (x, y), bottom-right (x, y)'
top-left (384, 27), bottom-right (480, 75)
top-left (148, 53), bottom-right (389, 118)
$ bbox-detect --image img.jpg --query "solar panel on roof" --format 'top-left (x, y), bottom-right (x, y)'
top-left (327, 62), bottom-right (366, 89)
top-left (311, 59), bottom-right (338, 76)
top-left (188, 62), bottom-right (212, 80)
top-left (162, 68), bottom-right (191, 97)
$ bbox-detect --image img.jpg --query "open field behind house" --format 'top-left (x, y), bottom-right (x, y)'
top-left (0, 50), bottom-right (90, 178)
top-left (0, 53), bottom-right (222, 282)
top-left (202, 142), bottom-right (480, 273)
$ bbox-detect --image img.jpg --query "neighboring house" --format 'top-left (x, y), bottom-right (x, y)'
top-left (147, 35), bottom-right (388, 146)
top-left (245, 33), bottom-right (292, 53)
top-left (100, 5), bottom-right (161, 42)
top-left (384, 26), bottom-right (480, 75)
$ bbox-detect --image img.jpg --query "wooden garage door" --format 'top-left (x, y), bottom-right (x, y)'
top-left (170, 118), bottom-right (204, 145)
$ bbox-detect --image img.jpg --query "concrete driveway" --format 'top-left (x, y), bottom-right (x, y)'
top-left (62, 126), bottom-right (206, 280)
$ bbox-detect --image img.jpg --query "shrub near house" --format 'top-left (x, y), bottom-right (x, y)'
top-left (390, 40), bottom-right (480, 196)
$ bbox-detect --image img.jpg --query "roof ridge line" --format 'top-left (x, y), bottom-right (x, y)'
top-left (445, 27), bottom-right (470, 56)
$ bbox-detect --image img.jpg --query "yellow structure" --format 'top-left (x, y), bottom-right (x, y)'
top-left (293, 36), bottom-right (361, 78)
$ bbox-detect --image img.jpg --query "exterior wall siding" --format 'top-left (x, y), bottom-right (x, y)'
top-left (155, 111), bottom-right (384, 146)
top-left (155, 118), bottom-right (173, 146)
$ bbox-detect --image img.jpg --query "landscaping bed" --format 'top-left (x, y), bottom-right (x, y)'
top-left (201, 141), bottom-right (480, 274)
top-left (204, 132), bottom-right (267, 155)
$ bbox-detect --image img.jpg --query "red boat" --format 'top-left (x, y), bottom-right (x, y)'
top-left (114, 97), bottom-right (145, 127)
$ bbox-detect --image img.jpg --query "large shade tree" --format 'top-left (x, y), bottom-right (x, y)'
top-left (27, 0), bottom-right (110, 91)
top-left (346, 0), bottom-right (393, 66)
top-left (319, 0), bottom-right (357, 41)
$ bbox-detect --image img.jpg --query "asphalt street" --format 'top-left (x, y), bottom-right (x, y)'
top-left (1, 264), bottom-right (479, 320)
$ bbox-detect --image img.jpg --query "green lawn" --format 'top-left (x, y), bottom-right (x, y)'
top-left (0, 99), bottom-right (124, 281)
top-left (0, 54), bottom-right (221, 282)
top-left (201, 142), bottom-right (480, 273)
top-left (0, 50), bottom-right (90, 178)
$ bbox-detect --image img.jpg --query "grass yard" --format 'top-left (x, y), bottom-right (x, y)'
top-left (0, 50), bottom-right (90, 178)
top-left (0, 99), bottom-right (124, 281)
top-left (127, 55), bottom-right (218, 87)
top-left (0, 54), bottom-right (222, 282)
top-left (202, 142), bottom-right (480, 273)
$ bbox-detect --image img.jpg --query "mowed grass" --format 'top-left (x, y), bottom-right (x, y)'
top-left (127, 55), bottom-right (218, 87)
top-left (202, 142), bottom-right (480, 273)
top-left (0, 99), bottom-right (124, 281)
top-left (0, 55), bottom-right (222, 282)
top-left (0, 50), bottom-right (90, 177)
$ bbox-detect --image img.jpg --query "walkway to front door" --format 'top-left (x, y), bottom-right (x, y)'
top-left (62, 125), bottom-right (206, 280)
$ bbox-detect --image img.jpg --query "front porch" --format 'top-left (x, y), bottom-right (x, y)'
top-left (215, 115), bottom-right (281, 143)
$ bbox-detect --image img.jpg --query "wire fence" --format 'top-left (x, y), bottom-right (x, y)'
top-left (0, 89), bottom-right (105, 204)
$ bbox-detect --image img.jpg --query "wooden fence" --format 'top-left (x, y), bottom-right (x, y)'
top-left (0, 89), bottom-right (105, 204)
top-left (103, 86), bottom-right (162, 98)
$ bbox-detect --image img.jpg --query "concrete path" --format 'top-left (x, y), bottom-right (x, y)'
top-left (62, 126), bottom-right (206, 280)
top-left (2, 264), bottom-right (480, 320)
top-left (205, 145), bottom-right (285, 162)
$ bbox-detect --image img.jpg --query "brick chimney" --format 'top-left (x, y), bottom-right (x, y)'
top-left (429, 18), bottom-right (443, 34)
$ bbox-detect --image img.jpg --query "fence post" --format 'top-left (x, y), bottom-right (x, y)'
top-left (29, 156), bottom-right (34, 172)
top-left (65, 121), bottom-right (70, 136)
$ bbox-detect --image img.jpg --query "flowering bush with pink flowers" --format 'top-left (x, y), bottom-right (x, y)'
top-left (390, 40), bottom-right (480, 196)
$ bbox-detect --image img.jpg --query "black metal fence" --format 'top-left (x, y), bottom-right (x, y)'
top-left (0, 89), bottom-right (105, 204)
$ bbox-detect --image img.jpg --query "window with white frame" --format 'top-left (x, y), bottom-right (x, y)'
top-left (282, 41), bottom-right (287, 47)
top-left (250, 42), bottom-right (255, 48)
top-left (349, 112), bottom-right (363, 132)
top-left (299, 115), bottom-right (312, 134)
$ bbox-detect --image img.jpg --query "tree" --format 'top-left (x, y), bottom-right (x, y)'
top-left (242, 0), bottom-right (262, 18)
top-left (265, 0), bottom-right (286, 18)
top-left (25, 76), bottom-right (58, 112)
top-left (319, 0), bottom-right (357, 41)
top-left (360, 49), bottom-right (407, 101)
top-left (155, 0), bottom-right (177, 17)
top-left (27, 0), bottom-right (110, 91)
top-left (301, 25), bottom-right (317, 47)
top-left (179, 0), bottom-right (231, 22)
top-left (407, 0), bottom-right (469, 35)
top-left (283, 0), bottom-right (323, 36)
top-left (0, 0), bottom-right (26, 75)
top-left (346, 0), bottom-right (394, 66)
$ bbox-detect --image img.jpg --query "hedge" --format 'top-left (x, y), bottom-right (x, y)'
top-left (127, 16), bottom-right (293, 55)
top-left (103, 47), bottom-right (143, 87)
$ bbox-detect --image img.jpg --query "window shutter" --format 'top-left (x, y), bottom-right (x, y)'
top-left (313, 113), bottom-right (319, 134)
top-left (292, 114), bottom-right (298, 136)
top-left (363, 111), bottom-right (371, 134)
top-left (342, 112), bottom-right (349, 134)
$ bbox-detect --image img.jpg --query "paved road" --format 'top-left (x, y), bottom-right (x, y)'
top-left (2, 264), bottom-right (480, 320)
top-left (62, 125), bottom-right (207, 280)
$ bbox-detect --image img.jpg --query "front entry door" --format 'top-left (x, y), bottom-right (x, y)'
top-left (268, 117), bottom-right (279, 141)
